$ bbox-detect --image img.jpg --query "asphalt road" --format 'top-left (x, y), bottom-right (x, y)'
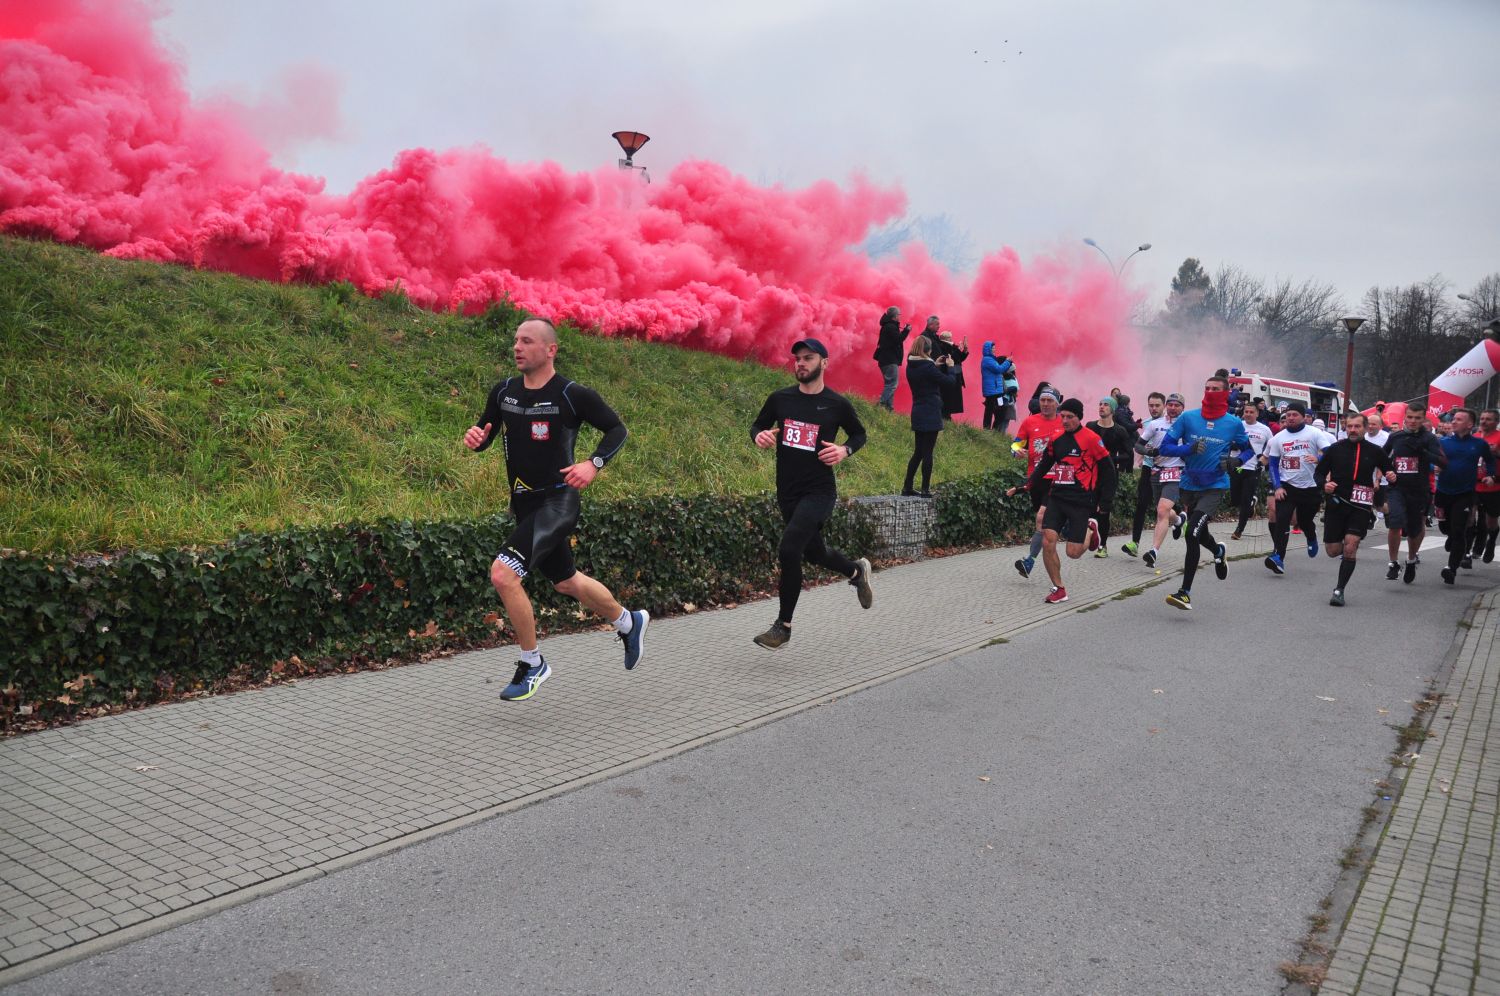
top-left (14, 540), bottom-right (1486, 996)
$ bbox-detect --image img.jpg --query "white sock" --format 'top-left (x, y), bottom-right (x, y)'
top-left (520, 647), bottom-right (542, 666)
top-left (613, 608), bottom-right (633, 634)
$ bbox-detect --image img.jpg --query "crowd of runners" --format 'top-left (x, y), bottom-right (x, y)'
top-left (464, 317), bottom-right (1500, 702)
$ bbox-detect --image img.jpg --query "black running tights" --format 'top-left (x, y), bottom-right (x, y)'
top-left (777, 493), bottom-right (857, 624)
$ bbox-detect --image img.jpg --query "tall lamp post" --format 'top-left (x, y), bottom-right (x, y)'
top-left (612, 131), bottom-right (651, 183)
top-left (1340, 316), bottom-right (1366, 420)
top-left (1083, 238), bottom-right (1152, 279)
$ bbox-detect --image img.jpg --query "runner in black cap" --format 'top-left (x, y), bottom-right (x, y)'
top-left (748, 337), bottom-right (874, 649)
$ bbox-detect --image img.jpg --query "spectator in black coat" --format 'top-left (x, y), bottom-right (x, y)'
top-left (935, 330), bottom-right (969, 419)
top-left (872, 307), bottom-right (910, 411)
top-left (902, 336), bottom-right (957, 497)
top-left (1110, 388), bottom-right (1138, 431)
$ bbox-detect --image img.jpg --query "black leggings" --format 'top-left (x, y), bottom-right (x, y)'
top-left (1229, 468), bottom-right (1262, 533)
top-left (1131, 469), bottom-right (1153, 543)
top-left (1269, 486), bottom-right (1321, 558)
top-left (904, 430), bottom-right (939, 492)
top-left (777, 493), bottom-right (858, 624)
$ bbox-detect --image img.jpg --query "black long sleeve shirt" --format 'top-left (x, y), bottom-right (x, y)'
top-left (473, 374), bottom-right (627, 500)
top-left (1314, 438), bottom-right (1391, 506)
top-left (751, 386), bottom-right (867, 499)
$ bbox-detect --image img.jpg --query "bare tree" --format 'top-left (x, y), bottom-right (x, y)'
top-left (1458, 273), bottom-right (1500, 329)
top-left (1254, 276), bottom-right (1346, 378)
top-left (1358, 275), bottom-right (1460, 405)
top-left (1206, 263), bottom-right (1266, 328)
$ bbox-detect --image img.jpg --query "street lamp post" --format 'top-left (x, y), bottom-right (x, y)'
top-left (1340, 316), bottom-right (1366, 421)
top-left (1083, 239), bottom-right (1152, 279)
top-left (612, 131), bottom-right (651, 183)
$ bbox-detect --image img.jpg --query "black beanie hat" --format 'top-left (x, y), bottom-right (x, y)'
top-left (1060, 398), bottom-right (1085, 418)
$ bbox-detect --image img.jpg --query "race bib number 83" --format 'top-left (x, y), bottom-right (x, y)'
top-left (781, 418), bottom-right (821, 452)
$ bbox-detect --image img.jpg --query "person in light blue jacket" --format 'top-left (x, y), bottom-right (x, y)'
top-left (980, 342), bottom-right (1017, 433)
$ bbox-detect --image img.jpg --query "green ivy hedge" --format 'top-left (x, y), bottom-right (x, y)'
top-left (0, 493), bottom-right (879, 720)
top-left (3, 470), bottom-right (1187, 722)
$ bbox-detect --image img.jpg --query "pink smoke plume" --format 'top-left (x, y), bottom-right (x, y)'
top-left (0, 0), bottom-right (1138, 417)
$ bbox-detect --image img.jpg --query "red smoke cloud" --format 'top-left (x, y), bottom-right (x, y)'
top-left (1, 0), bottom-right (1138, 416)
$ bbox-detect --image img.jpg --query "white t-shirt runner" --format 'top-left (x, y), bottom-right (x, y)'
top-left (1140, 416), bottom-right (1184, 474)
top-left (1366, 428), bottom-right (1390, 448)
top-left (1268, 426), bottom-right (1329, 489)
top-left (1241, 421), bottom-right (1273, 466)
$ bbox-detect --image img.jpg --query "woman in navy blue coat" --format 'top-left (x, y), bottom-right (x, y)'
top-left (902, 336), bottom-right (958, 497)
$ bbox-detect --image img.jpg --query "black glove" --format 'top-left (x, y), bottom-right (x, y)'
top-left (1132, 438), bottom-right (1153, 456)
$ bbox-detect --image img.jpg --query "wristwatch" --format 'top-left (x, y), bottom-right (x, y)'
top-left (591, 456), bottom-right (605, 470)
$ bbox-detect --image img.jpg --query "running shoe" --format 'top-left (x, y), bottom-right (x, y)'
top-left (1015, 556), bottom-right (1034, 579)
top-left (1143, 549), bottom-right (1158, 569)
top-left (618, 609), bottom-right (649, 670)
top-left (1094, 546), bottom-right (1109, 559)
top-left (753, 620), bottom-right (791, 649)
top-left (1086, 518), bottom-right (1101, 552)
top-left (500, 659), bottom-right (551, 701)
top-left (1265, 553), bottom-right (1285, 575)
top-left (1487, 535), bottom-right (1497, 563)
top-left (1462, 556), bottom-right (1474, 570)
top-left (1404, 561), bottom-right (1417, 584)
top-left (1165, 589), bottom-right (1192, 610)
top-left (1044, 585), bottom-right (1068, 604)
top-left (1213, 544), bottom-right (1228, 580)
top-left (1413, 552), bottom-right (1421, 565)
top-left (1442, 567), bottom-right (1457, 586)
top-left (1172, 512), bottom-right (1187, 541)
top-left (850, 558), bottom-right (874, 609)
top-left (1329, 589), bottom-right (1345, 607)
top-left (1230, 531), bottom-right (1242, 541)
top-left (1308, 538), bottom-right (1319, 558)
top-left (1386, 561), bottom-right (1400, 581)
top-left (1121, 541), bottom-right (1139, 558)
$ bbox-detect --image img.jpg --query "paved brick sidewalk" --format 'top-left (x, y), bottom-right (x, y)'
top-left (1320, 588), bottom-right (1500, 995)
top-left (0, 522), bottom-right (1271, 983)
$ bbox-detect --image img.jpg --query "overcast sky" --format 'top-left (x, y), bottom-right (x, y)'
top-left (158, 0), bottom-right (1499, 316)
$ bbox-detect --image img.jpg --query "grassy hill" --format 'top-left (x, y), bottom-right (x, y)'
top-left (1, 236), bottom-right (1016, 554)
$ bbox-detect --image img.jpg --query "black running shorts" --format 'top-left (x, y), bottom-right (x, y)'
top-left (1322, 498), bottom-right (1375, 543)
top-left (495, 489), bottom-right (580, 584)
top-left (1042, 497), bottom-right (1093, 544)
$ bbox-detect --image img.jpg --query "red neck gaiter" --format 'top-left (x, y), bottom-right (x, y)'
top-left (1201, 393), bottom-right (1229, 419)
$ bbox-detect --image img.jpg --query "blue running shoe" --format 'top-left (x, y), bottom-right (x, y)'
top-left (1307, 538), bottom-right (1319, 558)
top-left (1015, 556), bottom-right (1034, 579)
top-left (1265, 553), bottom-right (1285, 575)
top-left (619, 609), bottom-right (649, 671)
top-left (500, 659), bottom-right (550, 701)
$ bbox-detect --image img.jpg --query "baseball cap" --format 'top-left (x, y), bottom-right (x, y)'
top-left (790, 338), bottom-right (828, 358)
top-left (1166, 393), bottom-right (1186, 405)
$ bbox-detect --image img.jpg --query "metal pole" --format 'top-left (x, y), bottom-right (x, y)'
top-left (1343, 330), bottom-right (1356, 419)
